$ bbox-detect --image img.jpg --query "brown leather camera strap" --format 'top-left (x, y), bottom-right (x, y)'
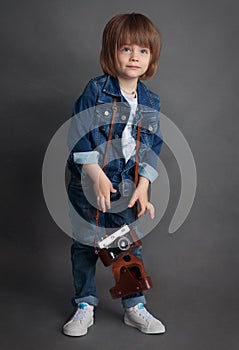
top-left (95, 98), bottom-right (117, 227)
top-left (95, 98), bottom-right (141, 230)
top-left (134, 118), bottom-right (141, 187)
top-left (102, 98), bottom-right (118, 172)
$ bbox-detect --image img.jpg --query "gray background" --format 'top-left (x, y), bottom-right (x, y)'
top-left (1, 0), bottom-right (239, 349)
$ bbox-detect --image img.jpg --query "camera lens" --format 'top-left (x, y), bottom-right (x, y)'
top-left (118, 237), bottom-right (130, 251)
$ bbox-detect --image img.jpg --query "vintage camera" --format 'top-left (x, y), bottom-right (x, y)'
top-left (97, 225), bottom-right (141, 266)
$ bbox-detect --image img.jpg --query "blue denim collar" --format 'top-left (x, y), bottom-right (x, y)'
top-left (102, 75), bottom-right (121, 97)
top-left (101, 74), bottom-right (156, 109)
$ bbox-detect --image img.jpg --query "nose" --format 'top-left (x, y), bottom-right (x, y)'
top-left (130, 57), bottom-right (139, 62)
top-left (129, 50), bottom-right (139, 61)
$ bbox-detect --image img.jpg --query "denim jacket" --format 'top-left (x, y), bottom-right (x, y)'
top-left (67, 74), bottom-right (163, 191)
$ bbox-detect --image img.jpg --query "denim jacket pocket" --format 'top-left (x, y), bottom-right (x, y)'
top-left (95, 103), bottom-right (113, 125)
top-left (94, 103), bottom-right (113, 145)
top-left (140, 116), bottom-right (158, 134)
top-left (139, 116), bottom-right (159, 148)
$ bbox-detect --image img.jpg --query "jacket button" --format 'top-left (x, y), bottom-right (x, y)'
top-left (148, 125), bottom-right (154, 132)
top-left (114, 134), bottom-right (119, 139)
top-left (121, 115), bottom-right (127, 121)
top-left (104, 110), bottom-right (109, 116)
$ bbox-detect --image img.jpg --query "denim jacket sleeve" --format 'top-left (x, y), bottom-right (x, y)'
top-left (68, 79), bottom-right (100, 165)
top-left (138, 93), bottom-right (163, 183)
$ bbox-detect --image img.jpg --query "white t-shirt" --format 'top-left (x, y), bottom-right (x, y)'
top-left (121, 90), bottom-right (138, 162)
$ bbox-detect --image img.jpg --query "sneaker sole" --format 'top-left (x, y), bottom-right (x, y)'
top-left (63, 319), bottom-right (94, 337)
top-left (124, 317), bottom-right (165, 334)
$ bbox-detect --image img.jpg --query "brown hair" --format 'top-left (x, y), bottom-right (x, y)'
top-left (100, 13), bottom-right (162, 80)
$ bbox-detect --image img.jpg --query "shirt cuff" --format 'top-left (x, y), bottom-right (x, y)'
top-left (138, 162), bottom-right (159, 183)
top-left (73, 151), bottom-right (99, 164)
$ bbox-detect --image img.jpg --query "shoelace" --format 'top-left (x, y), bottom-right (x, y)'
top-left (72, 308), bottom-right (87, 321)
top-left (137, 304), bottom-right (154, 320)
top-left (72, 304), bottom-right (89, 321)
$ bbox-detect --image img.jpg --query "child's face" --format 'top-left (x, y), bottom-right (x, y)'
top-left (115, 44), bottom-right (151, 82)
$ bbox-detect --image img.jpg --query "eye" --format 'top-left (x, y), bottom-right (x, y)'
top-left (140, 48), bottom-right (149, 54)
top-left (121, 46), bottom-right (131, 53)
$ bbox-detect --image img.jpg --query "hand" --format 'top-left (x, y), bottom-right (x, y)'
top-left (128, 177), bottom-right (155, 219)
top-left (93, 170), bottom-right (117, 213)
top-left (83, 164), bottom-right (117, 213)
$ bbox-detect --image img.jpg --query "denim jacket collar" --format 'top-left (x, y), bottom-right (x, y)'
top-left (101, 74), bottom-right (157, 110)
top-left (102, 75), bottom-right (121, 97)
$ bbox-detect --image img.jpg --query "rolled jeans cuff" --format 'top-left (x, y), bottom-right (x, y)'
top-left (121, 295), bottom-right (147, 309)
top-left (74, 295), bottom-right (99, 307)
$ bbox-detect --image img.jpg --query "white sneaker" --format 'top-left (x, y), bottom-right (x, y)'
top-left (63, 302), bottom-right (94, 337)
top-left (124, 303), bottom-right (165, 334)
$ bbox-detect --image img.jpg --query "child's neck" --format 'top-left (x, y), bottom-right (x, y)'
top-left (117, 77), bottom-right (138, 96)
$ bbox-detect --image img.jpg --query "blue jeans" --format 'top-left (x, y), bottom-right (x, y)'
top-left (68, 178), bottom-right (147, 308)
top-left (71, 240), bottom-right (146, 308)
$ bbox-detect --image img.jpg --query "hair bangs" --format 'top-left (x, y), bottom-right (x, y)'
top-left (116, 17), bottom-right (152, 49)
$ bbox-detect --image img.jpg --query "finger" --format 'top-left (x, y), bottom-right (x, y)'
top-left (137, 206), bottom-right (146, 217)
top-left (99, 196), bottom-right (106, 213)
top-left (128, 194), bottom-right (138, 208)
top-left (105, 194), bottom-right (111, 210)
top-left (147, 203), bottom-right (155, 219)
top-left (110, 185), bottom-right (117, 193)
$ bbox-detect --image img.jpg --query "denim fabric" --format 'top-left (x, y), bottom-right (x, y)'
top-left (67, 171), bottom-right (143, 244)
top-left (67, 74), bottom-right (163, 184)
top-left (71, 240), bottom-right (146, 308)
top-left (67, 74), bottom-right (162, 308)
top-left (68, 175), bottom-right (147, 307)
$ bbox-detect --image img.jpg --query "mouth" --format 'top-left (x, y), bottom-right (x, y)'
top-left (126, 65), bottom-right (140, 69)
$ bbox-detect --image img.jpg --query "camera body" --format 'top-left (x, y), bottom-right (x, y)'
top-left (96, 225), bottom-right (153, 298)
top-left (97, 225), bottom-right (141, 266)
